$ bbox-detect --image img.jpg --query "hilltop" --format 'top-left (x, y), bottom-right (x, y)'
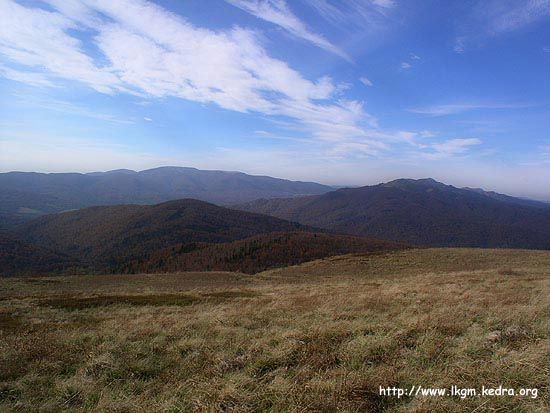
top-left (12, 199), bottom-right (309, 269)
top-left (5, 199), bottom-right (404, 276)
top-left (236, 178), bottom-right (550, 249)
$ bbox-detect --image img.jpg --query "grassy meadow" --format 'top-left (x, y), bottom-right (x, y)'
top-left (0, 248), bottom-right (549, 412)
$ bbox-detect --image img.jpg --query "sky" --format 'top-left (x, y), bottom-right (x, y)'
top-left (1, 0), bottom-right (550, 199)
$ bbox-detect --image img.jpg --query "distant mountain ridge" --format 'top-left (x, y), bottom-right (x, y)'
top-left (0, 167), bottom-right (332, 229)
top-left (235, 178), bottom-right (550, 249)
top-left (462, 186), bottom-right (550, 208)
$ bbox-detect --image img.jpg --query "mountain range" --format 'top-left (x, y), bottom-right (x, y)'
top-left (0, 167), bottom-right (332, 229)
top-left (2, 171), bottom-right (550, 277)
top-left (236, 178), bottom-right (550, 249)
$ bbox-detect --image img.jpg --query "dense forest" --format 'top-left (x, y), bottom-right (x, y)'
top-left (2, 199), bottom-right (405, 276)
top-left (120, 232), bottom-right (407, 274)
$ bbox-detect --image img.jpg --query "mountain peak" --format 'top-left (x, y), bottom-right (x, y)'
top-left (91, 169), bottom-right (137, 175)
top-left (381, 177), bottom-right (446, 189)
top-left (236, 178), bottom-right (550, 249)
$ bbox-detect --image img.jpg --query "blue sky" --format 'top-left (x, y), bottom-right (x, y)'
top-left (1, 0), bottom-right (550, 199)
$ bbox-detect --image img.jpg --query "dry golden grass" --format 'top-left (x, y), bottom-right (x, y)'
top-left (0, 248), bottom-right (549, 412)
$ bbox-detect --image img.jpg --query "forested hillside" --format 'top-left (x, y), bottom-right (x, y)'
top-left (236, 178), bottom-right (550, 249)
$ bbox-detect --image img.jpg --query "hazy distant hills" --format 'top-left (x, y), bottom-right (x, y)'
top-left (3, 198), bottom-right (404, 276)
top-left (236, 178), bottom-right (550, 249)
top-left (0, 167), bottom-right (332, 229)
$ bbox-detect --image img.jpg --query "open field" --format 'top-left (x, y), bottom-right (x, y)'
top-left (1, 248), bottom-right (549, 412)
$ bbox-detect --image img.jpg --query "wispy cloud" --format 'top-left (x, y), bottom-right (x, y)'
top-left (359, 76), bottom-right (373, 87)
top-left (544, 46), bottom-right (550, 52)
top-left (408, 102), bottom-right (532, 116)
top-left (302, 0), bottom-right (396, 27)
top-left (0, 0), bottom-right (480, 163)
top-left (0, 1), bottom-right (120, 94)
top-left (483, 0), bottom-right (550, 34)
top-left (0, 66), bottom-right (56, 88)
top-left (224, 0), bottom-right (349, 60)
top-left (12, 94), bottom-right (135, 124)
top-left (419, 138), bottom-right (482, 160)
top-left (455, 0), bottom-right (550, 52)
top-left (431, 137), bottom-right (482, 155)
top-left (0, 0), bottom-right (365, 142)
top-left (399, 53), bottom-right (420, 70)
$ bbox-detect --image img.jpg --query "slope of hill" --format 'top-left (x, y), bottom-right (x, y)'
top-left (1, 248), bottom-right (548, 412)
top-left (463, 186), bottom-right (550, 208)
top-left (122, 232), bottom-right (407, 274)
top-left (0, 167), bottom-right (332, 229)
top-left (12, 199), bottom-right (311, 268)
top-left (236, 178), bottom-right (550, 249)
top-left (0, 234), bottom-right (77, 276)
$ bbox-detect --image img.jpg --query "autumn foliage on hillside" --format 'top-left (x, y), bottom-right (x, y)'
top-left (120, 232), bottom-right (407, 274)
top-left (0, 234), bottom-right (79, 276)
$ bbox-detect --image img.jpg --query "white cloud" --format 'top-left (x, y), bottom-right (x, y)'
top-left (410, 53), bottom-right (421, 60)
top-left (0, 0), bottom-right (471, 162)
top-left (359, 76), bottom-right (373, 87)
top-left (0, 1), bottom-right (120, 93)
top-left (224, 0), bottom-right (349, 60)
top-left (544, 46), bottom-right (550, 52)
top-left (143, 117), bottom-right (152, 122)
top-left (400, 62), bottom-right (411, 69)
top-left (0, 0), bottom-right (370, 145)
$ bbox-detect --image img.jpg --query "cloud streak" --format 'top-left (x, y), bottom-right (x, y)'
top-left (0, 0), bottom-right (366, 143)
top-left (302, 0), bottom-right (395, 28)
top-left (420, 138), bottom-right (482, 160)
top-left (408, 102), bottom-right (531, 116)
top-left (360, 76), bottom-right (373, 87)
top-left (224, 0), bottom-right (349, 60)
top-left (455, 0), bottom-right (550, 51)
top-left (0, 0), bottom-right (480, 162)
